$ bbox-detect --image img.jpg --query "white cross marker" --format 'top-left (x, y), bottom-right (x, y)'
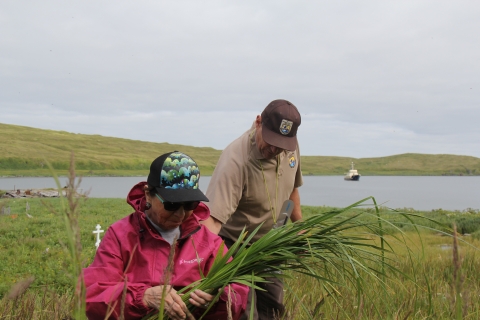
top-left (25, 202), bottom-right (33, 218)
top-left (92, 224), bottom-right (104, 250)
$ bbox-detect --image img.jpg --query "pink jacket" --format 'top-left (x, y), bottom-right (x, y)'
top-left (84, 182), bottom-right (248, 319)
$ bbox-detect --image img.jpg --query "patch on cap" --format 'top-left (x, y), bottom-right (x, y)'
top-left (160, 152), bottom-right (200, 190)
top-left (279, 119), bottom-right (293, 135)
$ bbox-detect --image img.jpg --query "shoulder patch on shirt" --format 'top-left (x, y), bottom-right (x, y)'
top-left (288, 153), bottom-right (296, 168)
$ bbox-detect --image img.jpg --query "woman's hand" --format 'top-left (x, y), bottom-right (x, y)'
top-left (188, 289), bottom-right (214, 309)
top-left (143, 285), bottom-right (194, 320)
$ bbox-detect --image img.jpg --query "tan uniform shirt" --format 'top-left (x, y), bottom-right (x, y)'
top-left (206, 126), bottom-right (303, 242)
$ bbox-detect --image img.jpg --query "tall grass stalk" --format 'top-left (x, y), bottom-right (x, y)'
top-left (158, 237), bottom-right (177, 320)
top-left (451, 224), bottom-right (466, 319)
top-left (0, 289), bottom-right (73, 319)
top-left (45, 152), bottom-right (87, 319)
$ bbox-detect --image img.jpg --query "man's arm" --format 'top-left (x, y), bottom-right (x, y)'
top-left (202, 138), bottom-right (246, 235)
top-left (202, 216), bottom-right (223, 235)
top-left (289, 187), bottom-right (302, 222)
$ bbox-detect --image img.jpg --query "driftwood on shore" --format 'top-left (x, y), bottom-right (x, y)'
top-left (1, 188), bottom-right (69, 198)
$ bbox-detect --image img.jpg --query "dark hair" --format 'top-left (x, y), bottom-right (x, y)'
top-left (147, 186), bottom-right (157, 196)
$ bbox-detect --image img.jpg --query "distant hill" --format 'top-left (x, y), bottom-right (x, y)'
top-left (301, 154), bottom-right (480, 176)
top-left (0, 123), bottom-right (221, 177)
top-left (1, 123), bottom-right (479, 177)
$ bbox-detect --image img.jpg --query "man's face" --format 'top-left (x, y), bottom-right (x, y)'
top-left (255, 124), bottom-right (284, 159)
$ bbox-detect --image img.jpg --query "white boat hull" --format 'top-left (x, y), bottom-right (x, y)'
top-left (344, 174), bottom-right (360, 181)
top-left (344, 162), bottom-right (361, 181)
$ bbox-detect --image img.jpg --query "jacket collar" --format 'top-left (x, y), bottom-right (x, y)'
top-left (127, 181), bottom-right (210, 241)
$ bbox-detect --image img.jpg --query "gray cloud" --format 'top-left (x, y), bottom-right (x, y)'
top-left (1, 1), bottom-right (479, 158)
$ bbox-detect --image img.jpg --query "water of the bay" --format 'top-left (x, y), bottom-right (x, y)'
top-left (0, 176), bottom-right (478, 211)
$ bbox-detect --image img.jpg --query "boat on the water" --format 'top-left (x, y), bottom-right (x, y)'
top-left (344, 162), bottom-right (361, 181)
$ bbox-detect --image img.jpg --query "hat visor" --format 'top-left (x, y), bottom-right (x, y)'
top-left (156, 187), bottom-right (209, 203)
top-left (262, 124), bottom-right (298, 151)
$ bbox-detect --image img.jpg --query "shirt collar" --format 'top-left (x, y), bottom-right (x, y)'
top-left (145, 213), bottom-right (180, 236)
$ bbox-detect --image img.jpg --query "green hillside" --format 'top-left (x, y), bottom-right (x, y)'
top-left (1, 123), bottom-right (479, 177)
top-left (301, 154), bottom-right (480, 176)
top-left (0, 123), bottom-right (221, 177)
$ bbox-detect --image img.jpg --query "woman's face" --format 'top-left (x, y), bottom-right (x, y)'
top-left (145, 190), bottom-right (194, 230)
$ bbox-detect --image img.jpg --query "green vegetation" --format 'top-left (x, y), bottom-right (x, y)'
top-left (2, 122), bottom-right (480, 177)
top-left (2, 195), bottom-right (480, 318)
top-left (301, 153), bottom-right (480, 176)
top-left (283, 224), bottom-right (480, 319)
top-left (0, 197), bottom-right (130, 298)
top-left (1, 139), bottom-right (479, 320)
top-left (0, 123), bottom-right (221, 177)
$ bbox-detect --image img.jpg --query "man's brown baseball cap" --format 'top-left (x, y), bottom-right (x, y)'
top-left (261, 99), bottom-right (301, 151)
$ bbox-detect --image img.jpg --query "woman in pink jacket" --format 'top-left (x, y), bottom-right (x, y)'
top-left (84, 151), bottom-right (248, 320)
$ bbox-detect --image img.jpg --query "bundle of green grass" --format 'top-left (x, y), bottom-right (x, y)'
top-left (149, 197), bottom-right (432, 319)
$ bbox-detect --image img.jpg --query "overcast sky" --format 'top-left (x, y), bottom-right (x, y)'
top-left (1, 1), bottom-right (479, 158)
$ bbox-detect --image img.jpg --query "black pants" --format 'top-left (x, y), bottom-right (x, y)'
top-left (221, 237), bottom-right (285, 320)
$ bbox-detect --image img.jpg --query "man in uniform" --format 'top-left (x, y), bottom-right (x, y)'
top-left (202, 99), bottom-right (303, 319)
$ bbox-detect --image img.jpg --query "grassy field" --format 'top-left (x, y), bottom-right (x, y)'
top-left (283, 229), bottom-right (480, 319)
top-left (0, 197), bottom-right (131, 298)
top-left (1, 195), bottom-right (480, 319)
top-left (2, 122), bottom-right (480, 177)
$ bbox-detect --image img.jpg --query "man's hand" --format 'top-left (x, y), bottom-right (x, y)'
top-left (289, 188), bottom-right (302, 222)
top-left (143, 285), bottom-right (194, 320)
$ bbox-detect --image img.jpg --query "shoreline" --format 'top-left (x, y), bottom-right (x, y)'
top-left (1, 176), bottom-right (478, 212)
top-left (0, 188), bottom-right (84, 199)
top-left (1, 193), bottom-right (478, 213)
top-left (1, 173), bottom-right (479, 178)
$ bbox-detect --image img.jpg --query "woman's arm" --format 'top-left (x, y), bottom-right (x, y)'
top-left (84, 229), bottom-right (152, 319)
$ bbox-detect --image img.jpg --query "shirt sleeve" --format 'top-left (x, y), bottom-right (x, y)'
top-left (294, 144), bottom-right (303, 188)
top-left (84, 228), bottom-right (153, 320)
top-left (205, 151), bottom-right (245, 224)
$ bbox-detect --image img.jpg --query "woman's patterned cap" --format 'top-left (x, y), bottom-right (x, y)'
top-left (147, 151), bottom-right (209, 202)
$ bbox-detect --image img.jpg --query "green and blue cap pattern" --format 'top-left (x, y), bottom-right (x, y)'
top-left (160, 152), bottom-right (200, 190)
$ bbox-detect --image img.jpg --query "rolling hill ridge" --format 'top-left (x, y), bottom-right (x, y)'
top-left (1, 123), bottom-right (479, 177)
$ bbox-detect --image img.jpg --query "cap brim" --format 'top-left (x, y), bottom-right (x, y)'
top-left (156, 188), bottom-right (209, 203)
top-left (262, 124), bottom-right (298, 151)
